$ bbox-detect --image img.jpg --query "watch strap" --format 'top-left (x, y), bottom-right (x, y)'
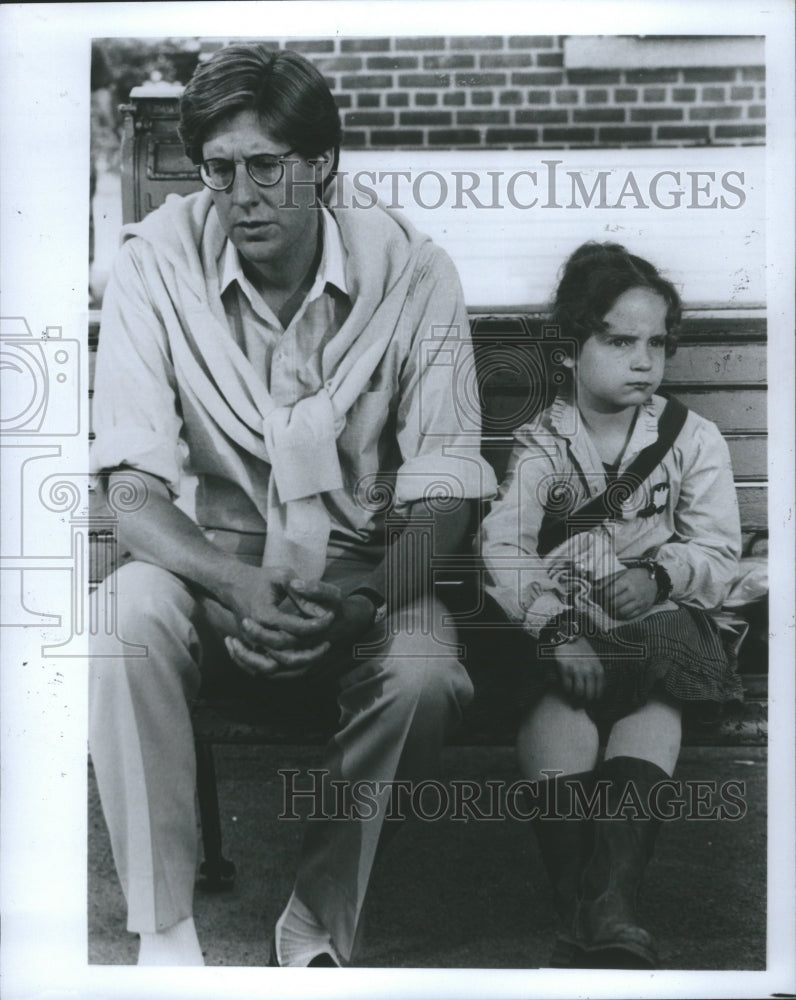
top-left (348, 586), bottom-right (388, 624)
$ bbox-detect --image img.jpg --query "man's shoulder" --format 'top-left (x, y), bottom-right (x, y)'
top-left (122, 189), bottom-right (215, 251)
top-left (330, 196), bottom-right (463, 318)
top-left (330, 194), bottom-right (451, 269)
top-left (114, 190), bottom-right (223, 294)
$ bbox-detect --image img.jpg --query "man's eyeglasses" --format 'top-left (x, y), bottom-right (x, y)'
top-left (198, 150), bottom-right (298, 191)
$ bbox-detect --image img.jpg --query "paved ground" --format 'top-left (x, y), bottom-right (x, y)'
top-left (89, 744), bottom-right (767, 971)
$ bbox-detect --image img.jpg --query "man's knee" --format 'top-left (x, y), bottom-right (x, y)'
top-left (378, 596), bottom-right (474, 714)
top-left (89, 560), bottom-right (205, 708)
top-left (400, 658), bottom-right (474, 726)
top-left (90, 561), bottom-right (203, 721)
top-left (92, 560), bottom-right (197, 649)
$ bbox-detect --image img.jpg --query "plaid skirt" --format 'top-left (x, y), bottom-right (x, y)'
top-left (525, 605), bottom-right (744, 726)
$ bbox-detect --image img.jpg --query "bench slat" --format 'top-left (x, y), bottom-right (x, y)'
top-left (663, 343), bottom-right (766, 385)
top-left (671, 388), bottom-right (766, 433)
top-left (724, 435), bottom-right (767, 480)
top-left (735, 486), bottom-right (767, 531)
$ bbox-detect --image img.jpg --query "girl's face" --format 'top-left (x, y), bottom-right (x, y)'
top-left (565, 287), bottom-right (668, 413)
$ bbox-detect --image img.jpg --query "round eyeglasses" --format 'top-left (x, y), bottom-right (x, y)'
top-left (198, 150), bottom-right (298, 191)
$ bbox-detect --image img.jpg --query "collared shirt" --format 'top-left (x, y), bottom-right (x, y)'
top-left (91, 190), bottom-right (496, 557)
top-left (219, 205), bottom-right (352, 406)
top-left (479, 392), bottom-right (742, 633)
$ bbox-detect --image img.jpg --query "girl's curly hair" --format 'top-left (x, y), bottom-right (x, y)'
top-left (551, 241), bottom-right (682, 359)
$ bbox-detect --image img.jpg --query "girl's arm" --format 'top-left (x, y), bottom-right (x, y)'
top-left (652, 416), bottom-right (742, 610)
top-left (478, 436), bottom-right (572, 632)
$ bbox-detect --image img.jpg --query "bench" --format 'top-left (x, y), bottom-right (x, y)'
top-left (88, 87), bottom-right (768, 888)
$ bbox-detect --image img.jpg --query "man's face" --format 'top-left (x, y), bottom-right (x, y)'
top-left (202, 109), bottom-right (329, 283)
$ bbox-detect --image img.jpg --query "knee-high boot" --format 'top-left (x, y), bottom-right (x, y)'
top-left (530, 771), bottom-right (596, 967)
top-left (574, 755), bottom-right (668, 969)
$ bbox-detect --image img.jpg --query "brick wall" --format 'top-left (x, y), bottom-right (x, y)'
top-left (201, 35), bottom-right (766, 149)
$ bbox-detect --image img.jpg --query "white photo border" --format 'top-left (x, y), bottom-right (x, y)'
top-left (1, 2), bottom-right (793, 999)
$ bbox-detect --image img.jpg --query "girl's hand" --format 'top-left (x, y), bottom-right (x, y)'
top-left (592, 567), bottom-right (658, 620)
top-left (554, 636), bottom-right (605, 702)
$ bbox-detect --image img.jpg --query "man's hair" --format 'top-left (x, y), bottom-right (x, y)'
top-left (179, 44), bottom-right (342, 181)
top-left (551, 241), bottom-right (682, 358)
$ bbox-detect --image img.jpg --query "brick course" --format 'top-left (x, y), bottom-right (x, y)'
top-left (339, 38), bottom-right (390, 52)
top-left (399, 111), bottom-right (453, 126)
top-left (424, 54), bottom-right (475, 69)
top-left (344, 111), bottom-right (394, 127)
top-left (366, 56), bottom-right (417, 71)
top-left (459, 110), bottom-right (511, 125)
top-left (574, 108), bottom-right (626, 123)
top-left (516, 109), bottom-right (569, 125)
top-left (626, 69), bottom-right (679, 84)
top-left (599, 126), bottom-right (654, 144)
top-left (508, 36), bottom-right (554, 48)
top-left (209, 35), bottom-right (766, 149)
top-left (631, 107), bottom-right (685, 122)
top-left (395, 37), bottom-right (446, 51)
top-left (486, 128), bottom-right (539, 145)
top-left (536, 52), bottom-right (564, 68)
top-left (683, 67), bottom-right (736, 82)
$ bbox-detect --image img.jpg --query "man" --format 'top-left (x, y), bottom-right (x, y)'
top-left (90, 44), bottom-right (496, 967)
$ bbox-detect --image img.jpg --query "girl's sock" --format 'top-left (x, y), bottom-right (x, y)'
top-left (137, 915), bottom-right (204, 966)
top-left (274, 890), bottom-right (340, 967)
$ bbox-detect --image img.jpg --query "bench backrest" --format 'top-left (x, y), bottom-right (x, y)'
top-left (91, 89), bottom-right (766, 570)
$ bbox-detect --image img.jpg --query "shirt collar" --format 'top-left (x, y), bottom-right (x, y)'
top-left (549, 392), bottom-right (660, 439)
top-left (549, 391), bottom-right (664, 474)
top-left (219, 202), bottom-right (348, 301)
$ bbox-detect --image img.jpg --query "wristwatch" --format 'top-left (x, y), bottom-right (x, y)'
top-left (537, 612), bottom-right (581, 647)
top-left (626, 558), bottom-right (673, 604)
top-left (348, 586), bottom-right (388, 626)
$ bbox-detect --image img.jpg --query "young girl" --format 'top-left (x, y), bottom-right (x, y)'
top-left (479, 242), bottom-right (743, 969)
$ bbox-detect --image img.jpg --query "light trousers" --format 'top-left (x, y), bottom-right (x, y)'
top-left (89, 557), bottom-right (472, 961)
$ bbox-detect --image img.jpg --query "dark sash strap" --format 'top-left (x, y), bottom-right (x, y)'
top-left (536, 396), bottom-right (689, 556)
